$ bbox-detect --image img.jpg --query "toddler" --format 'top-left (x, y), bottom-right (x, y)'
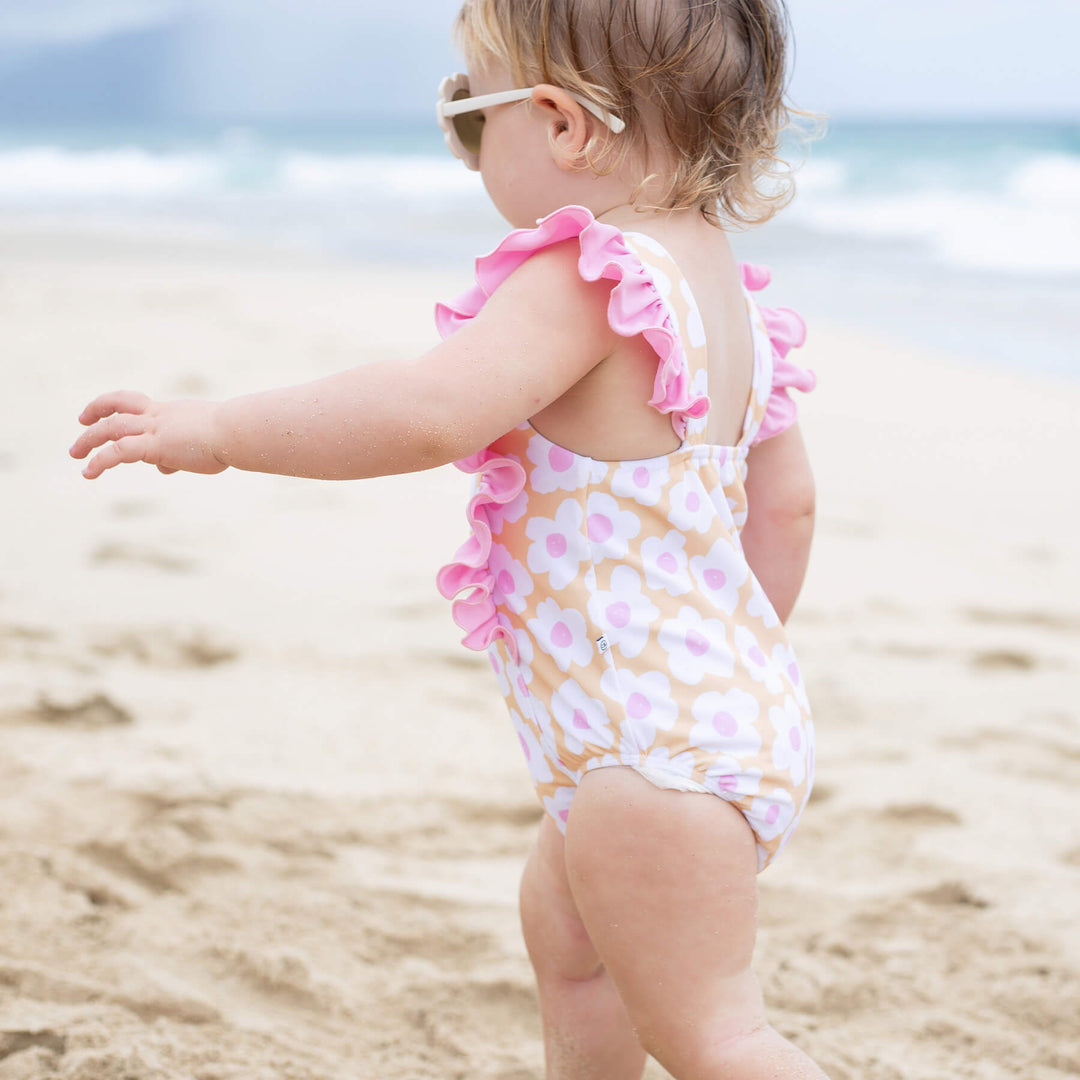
top-left (71, 1), bottom-right (826, 1076)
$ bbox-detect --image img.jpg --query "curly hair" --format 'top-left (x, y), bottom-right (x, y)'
top-left (455, 0), bottom-right (807, 228)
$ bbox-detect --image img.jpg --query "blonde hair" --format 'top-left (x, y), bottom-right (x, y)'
top-left (455, 0), bottom-right (809, 228)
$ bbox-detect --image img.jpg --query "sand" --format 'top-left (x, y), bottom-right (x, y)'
top-left (1, 222), bottom-right (1078, 1079)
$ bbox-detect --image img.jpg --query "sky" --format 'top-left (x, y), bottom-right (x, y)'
top-left (0, 0), bottom-right (1077, 122)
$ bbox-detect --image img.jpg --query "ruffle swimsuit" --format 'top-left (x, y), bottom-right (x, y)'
top-left (436, 205), bottom-right (816, 871)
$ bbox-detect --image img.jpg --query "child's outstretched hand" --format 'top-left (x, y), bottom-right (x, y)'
top-left (71, 391), bottom-right (227, 479)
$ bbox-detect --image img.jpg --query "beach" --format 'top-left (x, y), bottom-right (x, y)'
top-left (1, 220), bottom-right (1079, 1080)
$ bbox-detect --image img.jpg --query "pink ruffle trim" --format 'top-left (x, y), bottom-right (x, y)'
top-left (435, 450), bottom-right (525, 659)
top-left (435, 204), bottom-right (711, 653)
top-left (740, 262), bottom-right (815, 443)
top-left (436, 204), bottom-right (710, 437)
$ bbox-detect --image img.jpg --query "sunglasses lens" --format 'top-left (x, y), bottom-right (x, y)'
top-left (451, 88), bottom-right (484, 156)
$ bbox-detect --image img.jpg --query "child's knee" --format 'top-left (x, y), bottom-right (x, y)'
top-left (519, 841), bottom-right (603, 981)
top-left (633, 990), bottom-right (772, 1077)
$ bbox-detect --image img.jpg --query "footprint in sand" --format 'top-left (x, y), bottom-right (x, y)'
top-left (89, 627), bottom-right (238, 668)
top-left (911, 881), bottom-right (990, 909)
top-left (879, 803), bottom-right (962, 827)
top-left (970, 648), bottom-right (1038, 671)
top-left (89, 541), bottom-right (195, 573)
top-left (0, 1028), bottom-right (67, 1063)
top-left (962, 606), bottom-right (1080, 634)
top-left (0, 692), bottom-right (132, 728)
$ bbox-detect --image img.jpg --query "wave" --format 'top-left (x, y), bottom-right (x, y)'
top-left (787, 153), bottom-right (1080, 274)
top-left (1, 142), bottom-right (1078, 275)
top-left (0, 144), bottom-right (481, 204)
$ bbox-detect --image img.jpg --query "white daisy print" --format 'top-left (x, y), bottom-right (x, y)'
top-left (706, 445), bottom-right (739, 487)
top-left (639, 745), bottom-right (699, 785)
top-left (585, 492), bottom-right (641, 562)
top-left (587, 565), bottom-right (659, 660)
top-left (771, 642), bottom-right (809, 710)
top-left (683, 367), bottom-right (710, 438)
top-left (528, 598), bottom-right (593, 672)
top-left (641, 530), bottom-right (693, 597)
top-left (509, 629), bottom-right (535, 713)
top-left (734, 624), bottom-right (784, 693)
top-left (550, 678), bottom-right (615, 754)
top-left (488, 543), bottom-right (534, 614)
top-left (584, 753), bottom-right (621, 773)
top-left (509, 708), bottom-right (554, 786)
top-left (526, 434), bottom-right (585, 494)
top-left (769, 695), bottom-right (808, 786)
top-left (525, 498), bottom-right (590, 590)
top-left (528, 696), bottom-right (560, 754)
top-left (600, 668), bottom-right (679, 748)
top-left (689, 536), bottom-right (749, 615)
top-left (488, 646), bottom-right (511, 697)
top-left (704, 756), bottom-right (763, 801)
top-left (689, 686), bottom-right (763, 758)
top-left (542, 784), bottom-right (576, 831)
top-left (658, 605), bottom-right (735, 685)
top-left (668, 474), bottom-right (717, 533)
top-left (746, 575), bottom-right (781, 629)
top-left (746, 787), bottom-right (797, 844)
top-left (610, 459), bottom-right (669, 507)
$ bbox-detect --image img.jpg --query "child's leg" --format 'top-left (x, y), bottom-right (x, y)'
top-left (520, 814), bottom-right (647, 1080)
top-left (564, 767), bottom-right (829, 1080)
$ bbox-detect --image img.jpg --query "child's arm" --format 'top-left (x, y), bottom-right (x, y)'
top-left (740, 423), bottom-right (815, 623)
top-left (71, 242), bottom-right (619, 481)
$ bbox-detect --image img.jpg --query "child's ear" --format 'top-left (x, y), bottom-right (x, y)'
top-left (530, 84), bottom-right (591, 169)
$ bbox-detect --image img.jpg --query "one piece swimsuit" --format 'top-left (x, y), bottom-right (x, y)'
top-left (436, 205), bottom-right (816, 871)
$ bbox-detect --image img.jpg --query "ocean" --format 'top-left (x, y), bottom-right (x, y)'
top-left (2, 115), bottom-right (1077, 376)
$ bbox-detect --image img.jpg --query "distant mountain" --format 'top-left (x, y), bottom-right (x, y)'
top-left (0, 20), bottom-right (187, 122)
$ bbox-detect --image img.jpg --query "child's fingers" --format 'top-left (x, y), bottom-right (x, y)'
top-left (78, 390), bottom-right (152, 427)
top-left (80, 434), bottom-right (155, 479)
top-left (69, 413), bottom-right (149, 460)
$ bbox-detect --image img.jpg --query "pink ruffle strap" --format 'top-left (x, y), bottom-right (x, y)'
top-left (740, 262), bottom-right (815, 444)
top-left (435, 204), bottom-right (710, 653)
top-left (436, 205), bottom-right (710, 437)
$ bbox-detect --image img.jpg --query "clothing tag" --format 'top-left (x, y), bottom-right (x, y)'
top-left (596, 635), bottom-right (610, 655)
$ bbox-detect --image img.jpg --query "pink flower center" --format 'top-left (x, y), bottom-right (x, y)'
top-left (685, 630), bottom-right (709, 657)
top-left (558, 808), bottom-right (570, 822)
top-left (627, 692), bottom-right (652, 720)
top-left (765, 804), bottom-right (781, 825)
top-left (685, 492), bottom-right (701, 512)
top-left (548, 445), bottom-right (574, 472)
top-left (497, 570), bottom-right (515, 596)
top-left (633, 466), bottom-right (651, 489)
top-left (517, 675), bottom-right (529, 698)
top-left (716, 773), bottom-right (737, 791)
top-left (789, 726), bottom-right (801, 752)
top-left (518, 733), bottom-right (531, 761)
top-left (704, 568), bottom-right (727, 591)
top-left (606, 601), bottom-right (632, 629)
top-left (748, 646), bottom-right (767, 667)
top-left (546, 532), bottom-right (568, 558)
top-left (489, 653), bottom-right (500, 673)
top-left (657, 552), bottom-right (678, 574)
top-left (551, 621), bottom-right (573, 649)
top-left (587, 513), bottom-right (614, 542)
top-left (788, 662), bottom-right (800, 685)
top-left (712, 711), bottom-right (738, 737)
top-left (572, 708), bottom-right (590, 730)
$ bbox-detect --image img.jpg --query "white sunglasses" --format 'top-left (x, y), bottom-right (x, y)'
top-left (436, 72), bottom-right (626, 171)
